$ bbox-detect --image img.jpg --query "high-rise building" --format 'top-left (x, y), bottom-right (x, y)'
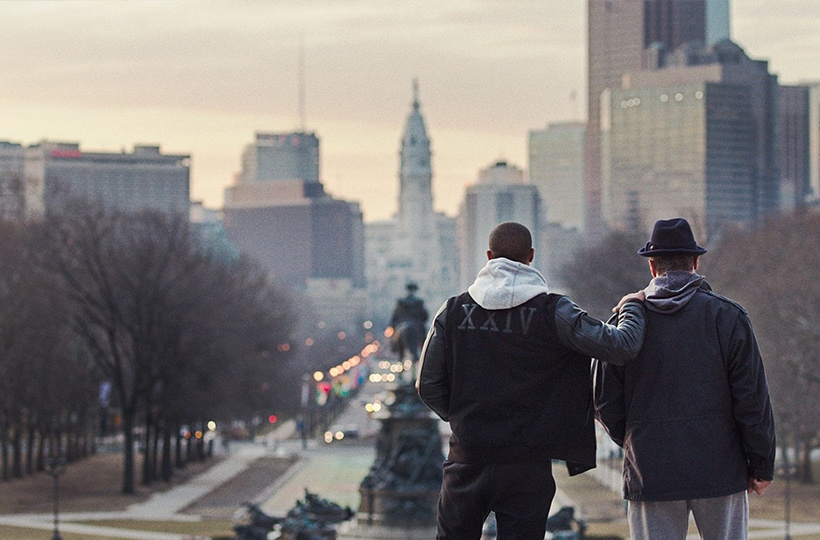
top-left (807, 83), bottom-right (820, 202)
top-left (0, 140), bottom-right (190, 220)
top-left (224, 132), bottom-right (365, 290)
top-left (223, 131), bottom-right (367, 336)
top-left (705, 0), bottom-right (730, 46)
top-left (586, 0), bottom-right (708, 236)
top-left (457, 161), bottom-right (540, 289)
top-left (528, 122), bottom-right (586, 231)
top-left (364, 82), bottom-right (459, 329)
top-left (602, 41), bottom-right (780, 241)
top-left (779, 85), bottom-right (812, 209)
top-left (238, 132), bottom-right (319, 184)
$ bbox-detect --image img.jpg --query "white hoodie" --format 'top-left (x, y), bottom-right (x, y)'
top-left (467, 257), bottom-right (549, 310)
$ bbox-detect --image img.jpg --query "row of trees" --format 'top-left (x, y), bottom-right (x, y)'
top-left (0, 204), bottom-right (300, 493)
top-left (558, 211), bottom-right (820, 484)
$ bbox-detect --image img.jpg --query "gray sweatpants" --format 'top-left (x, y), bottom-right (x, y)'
top-left (627, 491), bottom-right (748, 540)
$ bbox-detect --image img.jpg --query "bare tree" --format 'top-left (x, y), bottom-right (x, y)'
top-left (705, 211), bottom-right (820, 483)
top-left (557, 230), bottom-right (649, 320)
top-left (0, 221), bottom-right (87, 481)
top-left (46, 203), bottom-right (298, 492)
top-left (47, 206), bottom-right (206, 493)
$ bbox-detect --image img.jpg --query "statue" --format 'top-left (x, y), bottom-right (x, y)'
top-left (278, 489), bottom-right (354, 540)
top-left (389, 282), bottom-right (428, 368)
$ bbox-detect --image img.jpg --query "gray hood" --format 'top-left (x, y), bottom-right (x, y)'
top-left (467, 258), bottom-right (549, 310)
top-left (643, 271), bottom-right (704, 314)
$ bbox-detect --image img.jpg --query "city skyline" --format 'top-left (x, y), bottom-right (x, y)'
top-left (1, 0), bottom-right (818, 222)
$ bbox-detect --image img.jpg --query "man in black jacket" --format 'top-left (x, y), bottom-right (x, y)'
top-left (594, 218), bottom-right (776, 540)
top-left (416, 222), bottom-right (646, 540)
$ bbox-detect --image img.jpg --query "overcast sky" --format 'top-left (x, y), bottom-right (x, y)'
top-left (1, 1), bottom-right (818, 222)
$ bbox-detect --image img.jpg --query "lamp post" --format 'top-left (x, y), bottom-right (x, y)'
top-left (46, 456), bottom-right (66, 540)
top-left (784, 461), bottom-right (794, 540)
top-left (300, 373), bottom-right (310, 449)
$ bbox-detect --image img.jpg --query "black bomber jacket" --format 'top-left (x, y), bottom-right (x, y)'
top-left (417, 292), bottom-right (645, 475)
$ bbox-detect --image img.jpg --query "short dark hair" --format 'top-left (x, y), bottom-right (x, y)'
top-left (650, 254), bottom-right (697, 275)
top-left (488, 222), bottom-right (532, 263)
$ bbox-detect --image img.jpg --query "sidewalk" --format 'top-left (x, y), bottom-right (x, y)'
top-left (0, 422), bottom-right (299, 539)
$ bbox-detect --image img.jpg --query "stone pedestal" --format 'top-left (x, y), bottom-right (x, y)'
top-left (339, 382), bottom-right (443, 539)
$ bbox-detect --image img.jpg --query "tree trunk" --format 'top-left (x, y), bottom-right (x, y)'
top-left (36, 429), bottom-right (46, 472)
top-left (1, 414), bottom-right (9, 481)
top-left (66, 429), bottom-right (75, 462)
top-left (798, 438), bottom-right (814, 484)
top-left (152, 421), bottom-right (160, 482)
top-left (175, 428), bottom-right (185, 469)
top-left (186, 433), bottom-right (193, 463)
top-left (25, 424), bottom-right (35, 476)
top-left (161, 425), bottom-right (173, 482)
top-left (141, 414), bottom-right (153, 486)
top-left (122, 411), bottom-right (136, 494)
top-left (11, 422), bottom-right (23, 478)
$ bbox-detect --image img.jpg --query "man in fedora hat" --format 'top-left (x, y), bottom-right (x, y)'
top-left (594, 217), bottom-right (776, 540)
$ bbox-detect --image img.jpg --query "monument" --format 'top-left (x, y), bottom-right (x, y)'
top-left (339, 285), bottom-right (443, 539)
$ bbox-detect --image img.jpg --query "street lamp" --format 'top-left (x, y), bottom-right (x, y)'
top-left (46, 456), bottom-right (66, 540)
top-left (299, 373), bottom-right (310, 449)
top-left (783, 461), bottom-right (795, 540)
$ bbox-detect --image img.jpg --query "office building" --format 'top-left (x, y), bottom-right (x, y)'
top-left (224, 131), bottom-right (364, 289)
top-left (457, 161), bottom-right (540, 289)
top-left (706, 0), bottom-right (730, 46)
top-left (223, 131), bottom-right (367, 335)
top-left (779, 85), bottom-right (811, 208)
top-left (602, 41), bottom-right (780, 241)
top-left (808, 83), bottom-right (820, 201)
top-left (528, 122), bottom-right (586, 231)
top-left (238, 132), bottom-right (319, 184)
top-left (0, 140), bottom-right (190, 220)
top-left (587, 0), bottom-right (708, 236)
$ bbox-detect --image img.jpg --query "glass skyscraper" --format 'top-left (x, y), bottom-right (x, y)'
top-left (603, 41), bottom-right (780, 241)
top-left (586, 0), bottom-right (708, 236)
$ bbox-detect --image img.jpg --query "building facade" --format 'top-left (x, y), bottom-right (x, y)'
top-left (807, 83), bottom-right (820, 202)
top-left (0, 141), bottom-right (190, 220)
top-left (586, 0), bottom-right (709, 236)
top-left (457, 161), bottom-right (540, 289)
top-left (528, 122), bottom-right (586, 231)
top-left (779, 85), bottom-right (811, 209)
top-left (238, 132), bottom-right (320, 184)
top-left (705, 0), bottom-right (731, 46)
top-left (223, 132), bottom-right (367, 335)
top-left (602, 41), bottom-right (780, 242)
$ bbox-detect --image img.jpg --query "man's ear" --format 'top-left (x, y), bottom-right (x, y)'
top-left (486, 250), bottom-right (493, 260)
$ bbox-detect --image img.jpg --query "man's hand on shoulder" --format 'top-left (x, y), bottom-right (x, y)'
top-left (612, 291), bottom-right (646, 314)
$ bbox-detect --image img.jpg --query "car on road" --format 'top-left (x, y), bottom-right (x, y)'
top-left (323, 425), bottom-right (360, 444)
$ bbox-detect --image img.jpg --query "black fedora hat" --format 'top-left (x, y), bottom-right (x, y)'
top-left (637, 218), bottom-right (707, 257)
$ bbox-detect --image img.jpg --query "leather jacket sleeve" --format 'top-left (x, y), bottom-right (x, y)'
top-left (416, 301), bottom-right (450, 421)
top-left (554, 297), bottom-right (645, 366)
